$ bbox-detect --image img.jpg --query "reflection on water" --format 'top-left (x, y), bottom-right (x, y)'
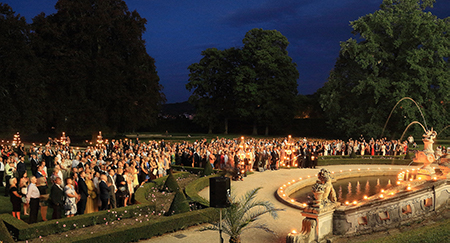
top-left (290, 175), bottom-right (398, 204)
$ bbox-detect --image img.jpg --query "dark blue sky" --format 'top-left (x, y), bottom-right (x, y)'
top-left (2, 0), bottom-right (450, 103)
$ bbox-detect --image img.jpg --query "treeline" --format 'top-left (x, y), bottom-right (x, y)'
top-left (0, 1), bottom-right (165, 136)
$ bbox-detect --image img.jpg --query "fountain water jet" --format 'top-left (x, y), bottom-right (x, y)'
top-left (381, 97), bottom-right (428, 138)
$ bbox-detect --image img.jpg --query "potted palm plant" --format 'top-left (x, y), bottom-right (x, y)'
top-left (201, 187), bottom-right (284, 243)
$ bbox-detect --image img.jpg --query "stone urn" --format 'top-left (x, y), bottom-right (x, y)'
top-left (313, 191), bottom-right (324, 201)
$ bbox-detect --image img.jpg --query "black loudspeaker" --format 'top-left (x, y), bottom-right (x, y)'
top-left (209, 177), bottom-right (231, 208)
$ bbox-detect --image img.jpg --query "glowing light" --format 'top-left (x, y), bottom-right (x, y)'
top-left (283, 185), bottom-right (286, 187)
top-left (288, 182), bottom-right (291, 185)
top-left (378, 167), bottom-right (381, 170)
top-left (418, 177), bottom-right (422, 180)
top-left (381, 189), bottom-right (385, 193)
top-left (345, 201), bottom-right (349, 205)
top-left (352, 201), bottom-right (357, 205)
top-left (433, 177), bottom-right (437, 181)
top-left (280, 190), bottom-right (283, 193)
top-left (291, 229), bottom-right (297, 234)
top-left (389, 168), bottom-right (392, 170)
top-left (397, 181), bottom-right (401, 185)
top-left (302, 203), bottom-right (307, 207)
top-left (340, 170), bottom-right (343, 173)
top-left (358, 168), bottom-right (361, 171)
top-left (363, 195), bottom-right (368, 200)
top-left (283, 194), bottom-right (286, 197)
top-left (299, 178), bottom-right (302, 180)
top-left (349, 169), bottom-right (352, 172)
top-left (292, 180), bottom-right (295, 182)
top-left (280, 187), bottom-right (283, 189)
top-left (331, 171), bottom-right (335, 174)
top-left (390, 192), bottom-right (395, 195)
top-left (409, 178), bottom-right (413, 181)
top-left (379, 194), bottom-right (384, 199)
top-left (308, 175), bottom-right (311, 178)
top-left (290, 199), bottom-right (295, 203)
top-left (407, 185), bottom-right (411, 190)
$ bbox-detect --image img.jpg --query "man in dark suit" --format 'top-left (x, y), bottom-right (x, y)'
top-left (16, 156), bottom-right (27, 179)
top-left (107, 169), bottom-right (117, 209)
top-left (50, 177), bottom-right (65, 219)
top-left (30, 154), bottom-right (39, 177)
top-left (76, 171), bottom-right (88, 215)
top-left (99, 174), bottom-right (110, 210)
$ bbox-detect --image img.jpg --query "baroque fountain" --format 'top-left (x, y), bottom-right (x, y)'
top-left (281, 126), bottom-right (450, 243)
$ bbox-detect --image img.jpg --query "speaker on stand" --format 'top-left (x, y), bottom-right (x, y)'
top-left (210, 177), bottom-right (231, 243)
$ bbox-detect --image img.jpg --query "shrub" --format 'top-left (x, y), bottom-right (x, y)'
top-left (167, 189), bottom-right (190, 215)
top-left (202, 161), bottom-right (214, 176)
top-left (163, 169), bottom-right (180, 192)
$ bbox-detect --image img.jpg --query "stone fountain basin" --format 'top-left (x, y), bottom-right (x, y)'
top-left (276, 166), bottom-right (450, 236)
top-left (333, 179), bottom-right (450, 235)
top-left (276, 167), bottom-right (402, 210)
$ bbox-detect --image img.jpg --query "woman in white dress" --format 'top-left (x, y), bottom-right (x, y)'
top-left (64, 178), bottom-right (78, 217)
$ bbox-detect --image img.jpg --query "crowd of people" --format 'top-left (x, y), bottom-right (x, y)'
top-left (0, 134), bottom-right (414, 223)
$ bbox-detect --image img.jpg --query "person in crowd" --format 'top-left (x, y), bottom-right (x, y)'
top-left (37, 177), bottom-right (49, 221)
top-left (16, 156), bottom-right (27, 179)
top-left (64, 177), bottom-right (78, 217)
top-left (0, 157), bottom-right (5, 188)
top-left (115, 168), bottom-right (128, 207)
top-left (76, 171), bottom-right (88, 215)
top-left (99, 174), bottom-right (110, 210)
top-left (9, 177), bottom-right (22, 219)
top-left (19, 172), bottom-right (29, 215)
top-left (4, 160), bottom-right (15, 196)
top-left (84, 172), bottom-right (97, 214)
top-left (30, 154), bottom-right (39, 177)
top-left (26, 176), bottom-right (40, 223)
top-left (107, 169), bottom-right (117, 209)
top-left (36, 161), bottom-right (47, 179)
top-left (50, 177), bottom-right (64, 219)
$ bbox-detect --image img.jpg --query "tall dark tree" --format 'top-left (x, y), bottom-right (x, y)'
top-left (0, 4), bottom-right (44, 134)
top-left (320, 0), bottom-right (450, 138)
top-left (186, 47), bottom-right (239, 134)
top-left (239, 28), bottom-right (299, 135)
top-left (187, 28), bottom-right (299, 135)
top-left (32, 0), bottom-right (165, 134)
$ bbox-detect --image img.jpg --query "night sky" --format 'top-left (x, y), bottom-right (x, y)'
top-left (2, 0), bottom-right (450, 103)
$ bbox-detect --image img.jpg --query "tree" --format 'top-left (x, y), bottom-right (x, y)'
top-left (0, 4), bottom-right (44, 134)
top-left (31, 0), bottom-right (165, 134)
top-left (201, 187), bottom-right (283, 243)
top-left (187, 28), bottom-right (299, 135)
top-left (320, 0), bottom-right (450, 138)
top-left (239, 28), bottom-right (299, 135)
top-left (186, 48), bottom-right (239, 134)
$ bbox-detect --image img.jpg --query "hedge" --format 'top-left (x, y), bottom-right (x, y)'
top-left (68, 208), bottom-right (218, 243)
top-left (185, 174), bottom-right (220, 207)
top-left (0, 218), bottom-right (15, 243)
top-left (171, 164), bottom-right (220, 175)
